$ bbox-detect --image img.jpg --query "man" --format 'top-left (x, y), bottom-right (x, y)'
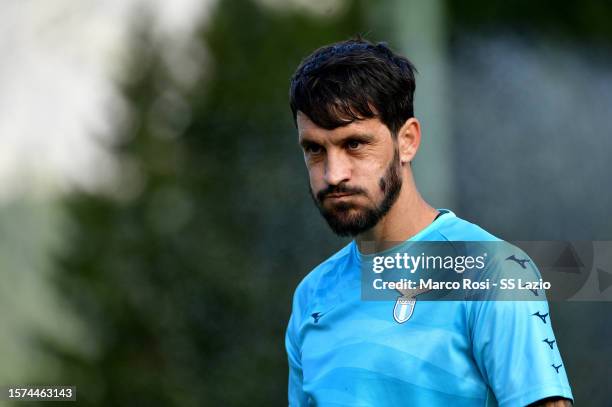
top-left (285, 38), bottom-right (573, 406)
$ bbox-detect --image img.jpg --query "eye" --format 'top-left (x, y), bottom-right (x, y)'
top-left (304, 144), bottom-right (323, 154)
top-left (346, 140), bottom-right (362, 150)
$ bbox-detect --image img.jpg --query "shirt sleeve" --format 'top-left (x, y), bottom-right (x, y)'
top-left (467, 249), bottom-right (574, 407)
top-left (286, 292), bottom-right (308, 406)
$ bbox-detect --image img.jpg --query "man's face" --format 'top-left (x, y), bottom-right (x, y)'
top-left (297, 112), bottom-right (402, 237)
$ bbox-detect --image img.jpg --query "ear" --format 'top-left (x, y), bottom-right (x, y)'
top-left (397, 117), bottom-right (421, 165)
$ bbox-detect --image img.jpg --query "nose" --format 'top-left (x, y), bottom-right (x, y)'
top-left (324, 151), bottom-right (351, 186)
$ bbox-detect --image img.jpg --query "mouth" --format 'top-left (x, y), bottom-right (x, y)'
top-left (324, 192), bottom-right (358, 200)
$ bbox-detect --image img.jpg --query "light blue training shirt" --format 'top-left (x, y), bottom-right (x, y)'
top-left (286, 209), bottom-right (573, 406)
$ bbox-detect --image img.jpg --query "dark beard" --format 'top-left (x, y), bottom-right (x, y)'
top-left (310, 150), bottom-right (402, 237)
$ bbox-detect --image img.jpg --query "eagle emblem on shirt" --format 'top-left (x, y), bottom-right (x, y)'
top-left (392, 286), bottom-right (431, 324)
top-left (393, 296), bottom-right (416, 323)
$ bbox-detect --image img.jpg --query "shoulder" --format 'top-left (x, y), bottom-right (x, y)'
top-left (439, 213), bottom-right (544, 299)
top-left (434, 211), bottom-right (541, 279)
top-left (433, 212), bottom-right (501, 242)
top-left (290, 242), bottom-right (354, 319)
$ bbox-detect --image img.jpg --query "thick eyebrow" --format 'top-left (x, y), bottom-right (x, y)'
top-left (341, 133), bottom-right (375, 143)
top-left (299, 137), bottom-right (320, 149)
top-left (299, 133), bottom-right (375, 148)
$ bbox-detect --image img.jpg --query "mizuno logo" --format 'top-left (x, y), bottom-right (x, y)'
top-left (311, 312), bottom-right (324, 324)
top-left (552, 363), bottom-right (562, 373)
top-left (529, 288), bottom-right (539, 296)
top-left (506, 254), bottom-right (531, 269)
top-left (543, 338), bottom-right (556, 349)
top-left (532, 311), bottom-right (549, 324)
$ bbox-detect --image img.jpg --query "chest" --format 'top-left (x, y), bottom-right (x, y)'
top-left (298, 299), bottom-right (489, 402)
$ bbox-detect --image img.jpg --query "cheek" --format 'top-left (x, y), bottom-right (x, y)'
top-left (308, 166), bottom-right (325, 190)
top-left (351, 157), bottom-right (387, 189)
top-left (351, 148), bottom-right (387, 172)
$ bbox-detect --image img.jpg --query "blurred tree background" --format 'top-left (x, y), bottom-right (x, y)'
top-left (34, 0), bottom-right (359, 405)
top-left (4, 0), bottom-right (607, 406)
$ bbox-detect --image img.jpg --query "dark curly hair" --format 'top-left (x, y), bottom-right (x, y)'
top-left (289, 37), bottom-right (417, 137)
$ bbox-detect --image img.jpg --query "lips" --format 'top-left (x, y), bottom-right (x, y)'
top-left (325, 193), bottom-right (357, 200)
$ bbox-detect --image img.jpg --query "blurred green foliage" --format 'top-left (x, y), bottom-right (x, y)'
top-left (37, 0), bottom-right (361, 405)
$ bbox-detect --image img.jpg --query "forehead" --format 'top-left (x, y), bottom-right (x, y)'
top-left (297, 111), bottom-right (390, 143)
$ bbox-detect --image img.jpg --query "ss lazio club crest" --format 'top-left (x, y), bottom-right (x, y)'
top-left (393, 296), bottom-right (416, 323)
top-left (392, 286), bottom-right (431, 324)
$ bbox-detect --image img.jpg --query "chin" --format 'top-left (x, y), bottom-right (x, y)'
top-left (327, 205), bottom-right (363, 218)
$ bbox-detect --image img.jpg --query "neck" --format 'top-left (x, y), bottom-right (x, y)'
top-left (356, 169), bottom-right (438, 253)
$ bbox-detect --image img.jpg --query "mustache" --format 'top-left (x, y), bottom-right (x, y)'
top-left (316, 184), bottom-right (367, 202)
